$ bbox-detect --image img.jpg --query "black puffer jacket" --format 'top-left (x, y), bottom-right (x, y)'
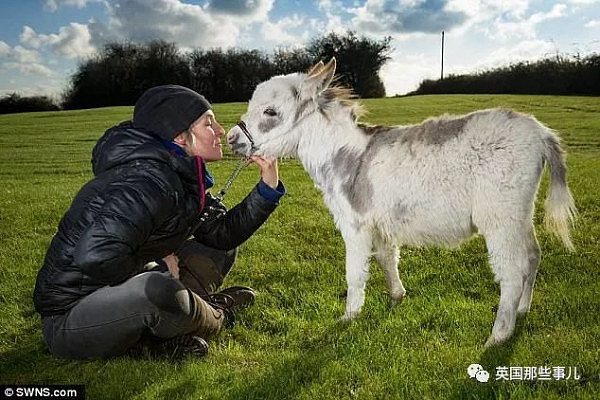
top-left (33, 121), bottom-right (279, 316)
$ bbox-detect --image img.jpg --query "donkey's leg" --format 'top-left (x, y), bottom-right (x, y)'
top-left (341, 228), bottom-right (373, 321)
top-left (517, 226), bottom-right (541, 315)
top-left (483, 227), bottom-right (530, 347)
top-left (373, 237), bottom-right (406, 304)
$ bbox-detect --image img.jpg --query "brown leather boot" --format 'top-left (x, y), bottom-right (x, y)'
top-left (186, 290), bottom-right (230, 339)
top-left (127, 334), bottom-right (208, 361)
top-left (208, 286), bottom-right (257, 311)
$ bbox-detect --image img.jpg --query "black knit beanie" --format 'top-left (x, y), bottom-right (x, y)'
top-left (133, 85), bottom-right (212, 140)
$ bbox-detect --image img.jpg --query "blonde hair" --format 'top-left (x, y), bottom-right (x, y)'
top-left (173, 128), bottom-right (196, 150)
top-left (184, 128), bottom-right (196, 147)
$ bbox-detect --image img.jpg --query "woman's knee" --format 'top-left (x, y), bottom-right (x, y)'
top-left (143, 272), bottom-right (187, 313)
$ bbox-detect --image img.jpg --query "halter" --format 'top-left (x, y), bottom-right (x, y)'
top-left (236, 120), bottom-right (258, 153)
top-left (213, 120), bottom-right (259, 203)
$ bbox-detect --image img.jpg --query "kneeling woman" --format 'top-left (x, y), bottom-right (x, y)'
top-left (33, 85), bottom-right (284, 360)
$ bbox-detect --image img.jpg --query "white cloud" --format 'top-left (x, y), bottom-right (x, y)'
top-left (529, 3), bottom-right (567, 24)
top-left (208, 0), bottom-right (274, 20)
top-left (585, 20), bottom-right (600, 27)
top-left (52, 24), bottom-right (95, 58)
top-left (318, 0), bottom-right (333, 11)
top-left (380, 50), bottom-right (440, 95)
top-left (3, 62), bottom-right (55, 78)
top-left (0, 41), bottom-right (10, 57)
top-left (12, 46), bottom-right (40, 63)
top-left (312, 0), bottom-right (348, 35)
top-left (44, 0), bottom-right (91, 12)
top-left (486, 3), bottom-right (568, 41)
top-left (261, 15), bottom-right (308, 44)
top-left (86, 0), bottom-right (276, 50)
top-left (20, 24), bottom-right (95, 59)
top-left (0, 81), bottom-right (64, 98)
top-left (0, 43), bottom-right (58, 79)
top-left (320, 13), bottom-right (347, 35)
top-left (318, 0), bottom-right (346, 14)
top-left (383, 36), bottom-right (562, 95)
top-left (351, 0), bottom-right (469, 35)
top-left (20, 26), bottom-right (43, 48)
top-left (455, 39), bottom-right (558, 74)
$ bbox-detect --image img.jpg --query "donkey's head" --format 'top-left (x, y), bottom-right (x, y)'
top-left (227, 57), bottom-right (355, 158)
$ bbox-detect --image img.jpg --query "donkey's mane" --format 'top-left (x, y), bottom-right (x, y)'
top-left (319, 79), bottom-right (366, 120)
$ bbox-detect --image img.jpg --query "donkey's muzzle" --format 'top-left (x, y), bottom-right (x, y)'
top-left (227, 121), bottom-right (258, 156)
top-left (226, 125), bottom-right (250, 156)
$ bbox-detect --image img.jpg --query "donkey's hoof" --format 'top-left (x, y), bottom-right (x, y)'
top-left (516, 308), bottom-right (530, 316)
top-left (391, 290), bottom-right (407, 306)
top-left (340, 312), bottom-right (358, 323)
top-left (484, 333), bottom-right (510, 348)
top-left (517, 304), bottom-right (531, 316)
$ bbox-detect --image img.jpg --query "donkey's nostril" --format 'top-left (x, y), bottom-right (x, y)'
top-left (227, 132), bottom-right (237, 145)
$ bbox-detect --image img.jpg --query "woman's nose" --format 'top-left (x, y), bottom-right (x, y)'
top-left (215, 122), bottom-right (225, 137)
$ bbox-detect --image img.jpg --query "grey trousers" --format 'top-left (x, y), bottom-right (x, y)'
top-left (41, 241), bottom-right (236, 360)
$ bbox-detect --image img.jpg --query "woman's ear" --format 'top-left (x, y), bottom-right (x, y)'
top-left (173, 131), bottom-right (187, 146)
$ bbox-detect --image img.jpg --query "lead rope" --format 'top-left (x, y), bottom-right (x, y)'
top-left (214, 157), bottom-right (250, 203)
top-left (214, 121), bottom-right (258, 203)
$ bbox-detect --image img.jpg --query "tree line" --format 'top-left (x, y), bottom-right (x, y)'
top-left (0, 93), bottom-right (59, 114)
top-left (0, 31), bottom-right (392, 113)
top-left (411, 53), bottom-right (600, 96)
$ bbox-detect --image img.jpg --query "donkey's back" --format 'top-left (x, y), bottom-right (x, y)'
top-left (357, 107), bottom-right (576, 345)
top-left (364, 108), bottom-right (573, 249)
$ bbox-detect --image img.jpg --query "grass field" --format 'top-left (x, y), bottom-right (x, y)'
top-left (0, 95), bottom-right (599, 399)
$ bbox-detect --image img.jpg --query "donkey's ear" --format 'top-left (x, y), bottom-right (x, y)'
top-left (306, 61), bottom-right (325, 77)
top-left (305, 57), bottom-right (336, 93)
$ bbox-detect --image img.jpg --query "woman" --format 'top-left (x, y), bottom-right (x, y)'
top-left (33, 85), bottom-right (284, 360)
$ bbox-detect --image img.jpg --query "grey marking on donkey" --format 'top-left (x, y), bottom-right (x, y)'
top-left (392, 201), bottom-right (413, 225)
top-left (359, 114), bottom-right (474, 153)
top-left (290, 86), bottom-right (300, 100)
top-left (501, 108), bottom-right (519, 119)
top-left (318, 163), bottom-right (336, 197)
top-left (332, 146), bottom-right (373, 213)
top-left (421, 116), bottom-right (471, 145)
top-left (258, 114), bottom-right (283, 132)
top-left (294, 99), bottom-right (313, 123)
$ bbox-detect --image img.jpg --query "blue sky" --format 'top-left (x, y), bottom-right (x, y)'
top-left (1, 0), bottom-right (599, 99)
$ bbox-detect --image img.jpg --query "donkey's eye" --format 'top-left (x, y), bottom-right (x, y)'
top-left (263, 108), bottom-right (277, 117)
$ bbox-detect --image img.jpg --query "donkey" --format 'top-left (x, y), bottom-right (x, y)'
top-left (226, 58), bottom-right (577, 346)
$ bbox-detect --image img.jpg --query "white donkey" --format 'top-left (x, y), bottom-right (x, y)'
top-left (227, 58), bottom-right (577, 346)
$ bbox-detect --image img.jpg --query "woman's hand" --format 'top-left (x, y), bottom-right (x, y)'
top-left (162, 253), bottom-right (180, 279)
top-left (249, 156), bottom-right (279, 189)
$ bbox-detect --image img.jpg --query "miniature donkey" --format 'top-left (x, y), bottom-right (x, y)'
top-left (226, 58), bottom-right (577, 346)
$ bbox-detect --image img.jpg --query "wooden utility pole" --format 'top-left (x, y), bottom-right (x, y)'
top-left (441, 30), bottom-right (445, 80)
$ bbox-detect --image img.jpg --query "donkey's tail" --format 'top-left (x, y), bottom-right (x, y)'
top-left (542, 132), bottom-right (577, 251)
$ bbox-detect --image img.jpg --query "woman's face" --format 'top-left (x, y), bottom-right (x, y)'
top-left (176, 110), bottom-right (225, 161)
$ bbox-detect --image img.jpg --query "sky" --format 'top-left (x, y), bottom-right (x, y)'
top-left (0, 0), bottom-right (599, 100)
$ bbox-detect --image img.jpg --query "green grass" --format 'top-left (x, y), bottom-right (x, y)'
top-left (1, 95), bottom-right (599, 399)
